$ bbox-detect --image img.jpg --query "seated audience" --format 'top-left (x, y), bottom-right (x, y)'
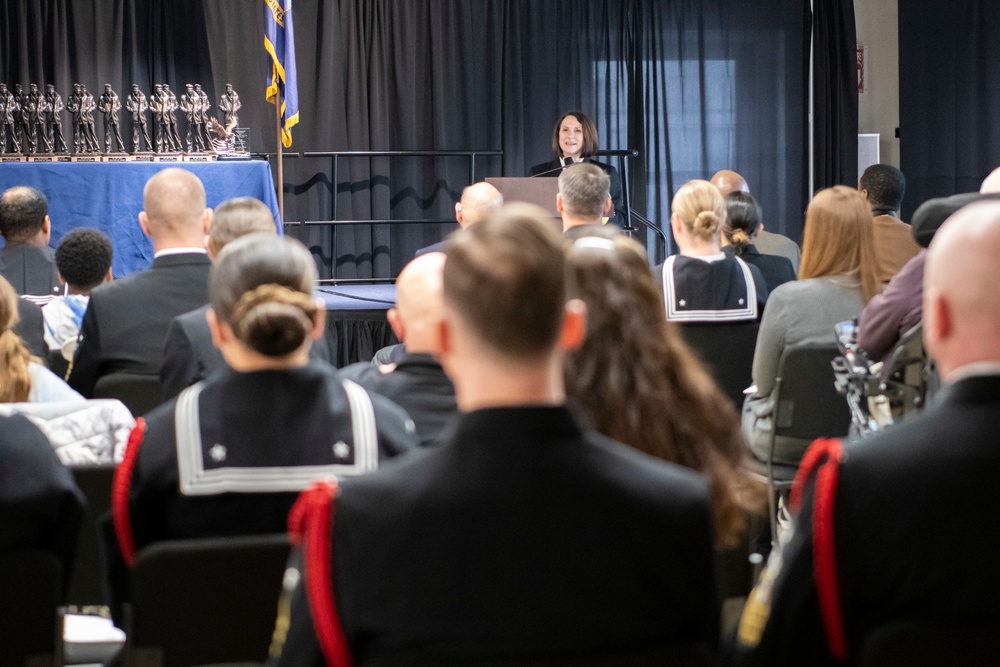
top-left (0, 185), bottom-right (61, 303)
top-left (711, 169), bottom-right (800, 272)
top-left (43, 228), bottom-right (114, 365)
top-left (0, 413), bottom-right (84, 577)
top-left (742, 186), bottom-right (880, 464)
top-left (722, 191), bottom-right (797, 293)
top-left (654, 179), bottom-right (767, 322)
top-left (859, 164), bottom-right (920, 283)
top-left (273, 204), bottom-right (718, 665)
top-left (1, 276), bottom-right (83, 403)
top-left (556, 162), bottom-right (614, 232)
top-left (564, 234), bottom-right (764, 550)
top-left (159, 196), bottom-right (285, 399)
top-left (531, 110), bottom-right (623, 218)
top-left (69, 168), bottom-right (213, 397)
top-left (107, 234), bottom-right (418, 619)
top-left (415, 181), bottom-right (502, 256)
top-left (733, 200), bottom-right (1000, 664)
top-left (339, 252), bottom-right (457, 446)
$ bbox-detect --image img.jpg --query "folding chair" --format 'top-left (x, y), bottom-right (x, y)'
top-left (858, 620), bottom-right (1000, 666)
top-left (0, 550), bottom-right (64, 667)
top-left (678, 321), bottom-right (759, 410)
top-left (93, 372), bottom-right (165, 417)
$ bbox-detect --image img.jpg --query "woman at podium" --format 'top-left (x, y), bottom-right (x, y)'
top-left (530, 110), bottom-right (623, 219)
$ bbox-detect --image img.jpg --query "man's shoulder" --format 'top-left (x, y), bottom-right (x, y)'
top-left (174, 304), bottom-right (211, 329)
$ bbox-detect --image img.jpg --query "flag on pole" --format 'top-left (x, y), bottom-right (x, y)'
top-left (264, 0), bottom-right (299, 147)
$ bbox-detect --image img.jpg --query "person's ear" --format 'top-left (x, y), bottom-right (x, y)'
top-left (923, 288), bottom-right (951, 348)
top-left (138, 211), bottom-right (151, 238)
top-left (202, 208), bottom-right (213, 234)
top-left (556, 193), bottom-right (564, 214)
top-left (455, 202), bottom-right (464, 225)
top-left (755, 223), bottom-right (764, 236)
top-left (104, 267), bottom-right (113, 283)
top-left (670, 212), bottom-right (683, 237)
top-left (310, 299), bottom-right (326, 340)
top-left (206, 308), bottom-right (228, 349)
top-left (559, 299), bottom-right (587, 351)
top-left (602, 195), bottom-right (613, 217)
top-left (386, 307), bottom-right (406, 343)
top-left (42, 215), bottom-right (51, 236)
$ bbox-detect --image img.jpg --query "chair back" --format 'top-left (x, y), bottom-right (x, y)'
top-left (363, 643), bottom-right (716, 666)
top-left (94, 372), bottom-right (164, 417)
top-left (678, 321), bottom-right (759, 409)
top-left (858, 620), bottom-right (1000, 666)
top-left (124, 534), bottom-right (291, 667)
top-left (773, 343), bottom-right (851, 441)
top-left (0, 550), bottom-right (63, 667)
top-left (67, 464), bottom-right (116, 607)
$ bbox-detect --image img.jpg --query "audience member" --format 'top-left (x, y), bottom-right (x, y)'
top-left (68, 168), bottom-right (213, 397)
top-left (733, 200), bottom-right (1000, 664)
top-left (655, 179), bottom-right (767, 322)
top-left (107, 234), bottom-right (417, 620)
top-left (531, 110), bottom-right (623, 218)
top-left (339, 252), bottom-right (457, 446)
top-left (0, 276), bottom-right (83, 403)
top-left (859, 164), bottom-right (920, 283)
top-left (711, 169), bottom-right (800, 272)
top-left (564, 234), bottom-right (764, 550)
top-left (722, 191), bottom-right (796, 293)
top-left (0, 413), bottom-right (84, 577)
top-left (859, 165), bottom-right (1000, 362)
top-left (415, 181), bottom-right (502, 256)
top-left (274, 204), bottom-right (717, 665)
top-left (43, 228), bottom-right (113, 365)
top-left (159, 196), bottom-right (288, 399)
top-left (0, 185), bottom-right (61, 302)
top-left (742, 186), bottom-right (880, 464)
top-left (556, 162), bottom-right (613, 231)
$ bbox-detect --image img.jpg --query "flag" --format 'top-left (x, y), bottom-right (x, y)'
top-left (264, 0), bottom-right (299, 147)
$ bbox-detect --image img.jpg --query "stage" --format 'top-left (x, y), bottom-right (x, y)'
top-left (317, 284), bottom-right (398, 366)
top-left (0, 160), bottom-right (281, 277)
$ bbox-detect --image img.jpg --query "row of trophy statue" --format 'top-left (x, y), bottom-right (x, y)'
top-left (0, 82), bottom-right (241, 156)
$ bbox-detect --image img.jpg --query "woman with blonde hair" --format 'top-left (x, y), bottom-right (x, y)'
top-left (743, 185), bottom-right (881, 464)
top-left (565, 234), bottom-right (765, 550)
top-left (0, 276), bottom-right (82, 403)
top-left (655, 179), bottom-right (768, 323)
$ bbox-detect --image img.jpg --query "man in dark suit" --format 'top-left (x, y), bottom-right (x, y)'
top-left (69, 168), bottom-right (213, 398)
top-left (733, 200), bottom-right (1000, 665)
top-left (274, 204), bottom-right (718, 666)
top-left (159, 196), bottom-right (278, 399)
top-left (557, 162), bottom-right (614, 232)
top-left (0, 185), bottom-right (61, 304)
top-left (414, 181), bottom-right (502, 257)
top-left (338, 251), bottom-right (457, 446)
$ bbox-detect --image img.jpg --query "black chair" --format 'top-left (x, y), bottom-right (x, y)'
top-left (67, 464), bottom-right (116, 609)
top-left (678, 321), bottom-right (759, 410)
top-left (123, 534), bottom-right (291, 667)
top-left (0, 550), bottom-right (64, 667)
top-left (93, 372), bottom-right (165, 417)
top-left (765, 343), bottom-right (852, 542)
top-left (858, 620), bottom-right (1000, 666)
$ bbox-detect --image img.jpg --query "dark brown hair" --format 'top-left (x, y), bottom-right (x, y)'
top-left (209, 234), bottom-right (319, 357)
top-left (444, 203), bottom-right (565, 361)
top-left (723, 191), bottom-right (761, 255)
top-left (550, 111), bottom-right (599, 160)
top-left (564, 235), bottom-right (765, 548)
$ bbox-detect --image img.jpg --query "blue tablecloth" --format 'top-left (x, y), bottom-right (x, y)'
top-left (0, 161), bottom-right (280, 276)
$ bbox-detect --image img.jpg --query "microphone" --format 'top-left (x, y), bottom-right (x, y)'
top-left (530, 158), bottom-right (577, 178)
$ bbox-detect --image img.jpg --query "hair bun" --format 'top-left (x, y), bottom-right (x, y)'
top-left (730, 228), bottom-right (750, 249)
top-left (693, 210), bottom-right (720, 237)
top-left (230, 284), bottom-right (317, 357)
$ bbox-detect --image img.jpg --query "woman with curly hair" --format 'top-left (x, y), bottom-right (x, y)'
top-left (564, 234), bottom-right (765, 550)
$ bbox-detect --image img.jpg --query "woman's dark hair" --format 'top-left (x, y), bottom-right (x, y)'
top-left (209, 234), bottom-right (319, 357)
top-left (550, 111), bottom-right (599, 160)
top-left (564, 235), bottom-right (765, 548)
top-left (723, 191), bottom-right (762, 256)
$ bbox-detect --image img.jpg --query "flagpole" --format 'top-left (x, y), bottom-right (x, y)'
top-left (275, 86), bottom-right (284, 223)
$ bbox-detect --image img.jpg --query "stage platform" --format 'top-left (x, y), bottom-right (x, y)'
top-left (0, 161), bottom-right (280, 277)
top-left (317, 284), bottom-right (398, 367)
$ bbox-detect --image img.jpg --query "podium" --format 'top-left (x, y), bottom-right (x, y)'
top-left (485, 177), bottom-right (560, 226)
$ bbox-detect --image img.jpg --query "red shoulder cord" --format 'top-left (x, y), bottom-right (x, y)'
top-left (790, 437), bottom-right (848, 661)
top-left (288, 480), bottom-right (352, 667)
top-left (112, 418), bottom-right (146, 567)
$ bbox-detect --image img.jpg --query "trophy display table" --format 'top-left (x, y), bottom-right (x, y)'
top-left (0, 160), bottom-right (280, 276)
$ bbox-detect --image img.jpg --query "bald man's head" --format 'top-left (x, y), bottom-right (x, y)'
top-left (139, 168), bottom-right (212, 249)
top-left (456, 182), bottom-right (503, 229)
top-left (710, 170), bottom-right (749, 196)
top-left (388, 252), bottom-right (447, 353)
top-left (924, 201), bottom-right (1000, 378)
top-left (981, 166), bottom-right (1000, 194)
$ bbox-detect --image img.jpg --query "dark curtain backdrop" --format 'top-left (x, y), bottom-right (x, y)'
top-left (812, 0), bottom-right (858, 193)
top-left (899, 0), bottom-right (1000, 220)
top-left (1, 0), bottom-right (826, 278)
